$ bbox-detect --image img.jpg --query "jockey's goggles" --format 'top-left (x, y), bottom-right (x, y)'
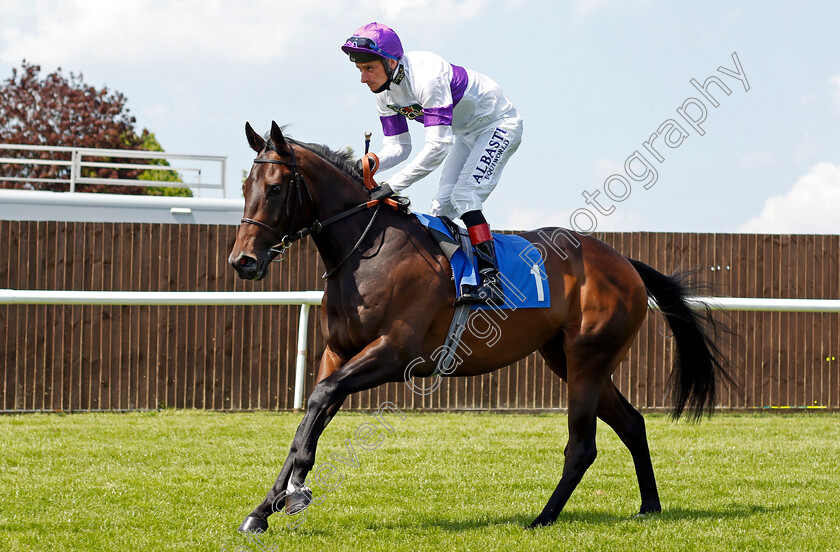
top-left (344, 36), bottom-right (399, 60)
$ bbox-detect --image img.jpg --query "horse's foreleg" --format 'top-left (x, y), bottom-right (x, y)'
top-left (242, 338), bottom-right (400, 532)
top-left (284, 339), bottom-right (401, 509)
top-left (238, 396), bottom-right (346, 533)
top-left (239, 346), bottom-right (347, 533)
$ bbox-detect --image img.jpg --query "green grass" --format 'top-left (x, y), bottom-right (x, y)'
top-left (1, 411), bottom-right (839, 552)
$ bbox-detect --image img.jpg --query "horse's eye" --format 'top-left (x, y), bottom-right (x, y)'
top-left (269, 184), bottom-right (283, 196)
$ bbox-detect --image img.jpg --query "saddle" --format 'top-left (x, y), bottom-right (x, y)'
top-left (428, 216), bottom-right (476, 273)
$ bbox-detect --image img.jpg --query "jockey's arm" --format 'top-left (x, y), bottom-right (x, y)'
top-left (385, 125), bottom-right (453, 193)
top-left (376, 132), bottom-right (412, 172)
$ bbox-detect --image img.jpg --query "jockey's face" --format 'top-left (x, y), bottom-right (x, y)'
top-left (355, 59), bottom-right (396, 92)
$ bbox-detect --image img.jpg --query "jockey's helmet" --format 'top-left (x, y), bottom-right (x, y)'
top-left (341, 22), bottom-right (403, 62)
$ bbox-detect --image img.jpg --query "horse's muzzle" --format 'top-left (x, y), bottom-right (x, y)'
top-left (229, 252), bottom-right (267, 281)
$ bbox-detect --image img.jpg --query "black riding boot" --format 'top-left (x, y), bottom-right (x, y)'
top-left (456, 240), bottom-right (505, 306)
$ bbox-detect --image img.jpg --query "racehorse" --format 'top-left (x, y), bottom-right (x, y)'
top-left (228, 121), bottom-right (732, 532)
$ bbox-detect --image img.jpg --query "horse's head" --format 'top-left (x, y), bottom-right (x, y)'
top-left (228, 121), bottom-right (316, 280)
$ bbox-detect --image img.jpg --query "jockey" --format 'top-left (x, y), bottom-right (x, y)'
top-left (341, 22), bottom-right (523, 306)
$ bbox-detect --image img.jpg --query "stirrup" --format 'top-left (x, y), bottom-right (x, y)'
top-left (455, 271), bottom-right (505, 306)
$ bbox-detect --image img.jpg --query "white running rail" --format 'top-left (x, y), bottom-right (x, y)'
top-left (0, 143), bottom-right (226, 195)
top-left (0, 289), bottom-right (323, 409)
top-left (3, 290), bottom-right (839, 409)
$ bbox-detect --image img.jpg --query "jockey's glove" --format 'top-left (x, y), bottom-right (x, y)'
top-left (370, 183), bottom-right (394, 200)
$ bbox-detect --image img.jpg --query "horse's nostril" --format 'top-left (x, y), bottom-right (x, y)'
top-left (231, 254), bottom-right (258, 274)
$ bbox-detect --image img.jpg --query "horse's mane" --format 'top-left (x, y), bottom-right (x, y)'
top-left (265, 130), bottom-right (363, 183)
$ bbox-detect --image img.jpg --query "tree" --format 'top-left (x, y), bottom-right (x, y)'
top-left (137, 132), bottom-right (191, 197)
top-left (0, 60), bottom-right (189, 196)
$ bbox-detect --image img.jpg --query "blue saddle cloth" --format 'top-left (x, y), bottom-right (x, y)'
top-left (414, 213), bottom-right (551, 310)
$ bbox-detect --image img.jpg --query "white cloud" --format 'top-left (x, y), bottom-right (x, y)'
top-left (0, 0), bottom-right (30, 17)
top-left (1, 0), bottom-right (485, 69)
top-left (0, 0), bottom-right (491, 77)
top-left (1, 0), bottom-right (314, 70)
top-left (739, 162), bottom-right (840, 234)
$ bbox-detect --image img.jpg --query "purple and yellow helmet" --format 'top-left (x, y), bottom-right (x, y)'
top-left (341, 22), bottom-right (403, 62)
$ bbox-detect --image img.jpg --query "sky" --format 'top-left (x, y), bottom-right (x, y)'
top-left (1, 0), bottom-right (839, 233)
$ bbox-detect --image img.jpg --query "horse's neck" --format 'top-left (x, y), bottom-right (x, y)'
top-left (313, 204), bottom-right (415, 276)
top-left (306, 167), bottom-right (405, 274)
top-left (307, 169), bottom-right (367, 220)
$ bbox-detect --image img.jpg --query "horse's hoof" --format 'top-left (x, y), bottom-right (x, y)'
top-left (527, 516), bottom-right (552, 529)
top-left (637, 503), bottom-right (662, 517)
top-left (238, 516), bottom-right (269, 533)
top-left (285, 486), bottom-right (313, 515)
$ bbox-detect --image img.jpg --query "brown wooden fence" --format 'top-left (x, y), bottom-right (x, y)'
top-left (1, 221), bottom-right (838, 412)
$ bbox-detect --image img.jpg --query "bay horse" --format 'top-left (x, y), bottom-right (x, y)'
top-left (228, 121), bottom-right (732, 533)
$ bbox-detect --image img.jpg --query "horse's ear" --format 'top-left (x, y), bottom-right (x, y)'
top-left (245, 122), bottom-right (265, 153)
top-left (270, 121), bottom-right (286, 149)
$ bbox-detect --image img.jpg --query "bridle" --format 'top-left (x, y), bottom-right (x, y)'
top-left (239, 144), bottom-right (400, 278)
top-left (241, 141), bottom-right (312, 240)
top-left (240, 144), bottom-right (310, 258)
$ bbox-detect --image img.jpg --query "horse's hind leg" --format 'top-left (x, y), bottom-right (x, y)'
top-left (597, 385), bottom-right (661, 515)
top-left (530, 349), bottom-right (608, 528)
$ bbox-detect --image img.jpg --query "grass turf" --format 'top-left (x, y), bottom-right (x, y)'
top-left (1, 410), bottom-right (838, 551)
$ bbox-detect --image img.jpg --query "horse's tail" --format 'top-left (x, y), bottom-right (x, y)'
top-left (626, 258), bottom-right (734, 420)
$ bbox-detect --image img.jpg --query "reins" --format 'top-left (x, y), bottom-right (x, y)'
top-left (240, 146), bottom-right (403, 279)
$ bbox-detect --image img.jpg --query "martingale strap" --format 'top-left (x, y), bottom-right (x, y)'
top-left (362, 151), bottom-right (400, 210)
top-left (362, 151), bottom-right (379, 191)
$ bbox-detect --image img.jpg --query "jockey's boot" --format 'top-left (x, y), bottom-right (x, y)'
top-left (456, 228), bottom-right (505, 306)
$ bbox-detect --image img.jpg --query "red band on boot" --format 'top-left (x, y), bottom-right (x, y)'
top-left (468, 223), bottom-right (492, 245)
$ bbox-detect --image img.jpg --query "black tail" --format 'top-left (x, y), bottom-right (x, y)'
top-left (627, 258), bottom-right (734, 420)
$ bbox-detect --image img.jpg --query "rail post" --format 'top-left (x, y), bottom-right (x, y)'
top-left (294, 305), bottom-right (312, 411)
top-left (69, 149), bottom-right (81, 192)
